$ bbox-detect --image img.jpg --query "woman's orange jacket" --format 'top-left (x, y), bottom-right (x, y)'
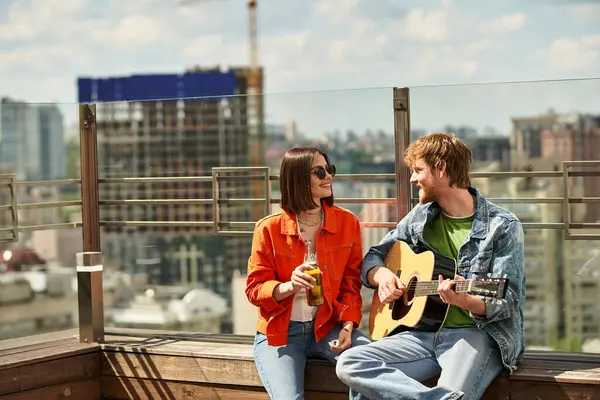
top-left (245, 203), bottom-right (363, 346)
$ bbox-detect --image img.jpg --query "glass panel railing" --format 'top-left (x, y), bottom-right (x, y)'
top-left (95, 87), bottom-right (394, 335)
top-left (0, 101), bottom-right (80, 340)
top-left (409, 78), bottom-right (600, 353)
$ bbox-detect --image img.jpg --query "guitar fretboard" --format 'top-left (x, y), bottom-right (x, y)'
top-left (409, 280), bottom-right (471, 296)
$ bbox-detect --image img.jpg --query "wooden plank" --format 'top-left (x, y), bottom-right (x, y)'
top-left (102, 337), bottom-right (600, 392)
top-left (507, 381), bottom-right (600, 400)
top-left (101, 340), bottom-right (255, 361)
top-left (514, 366), bottom-right (600, 385)
top-left (517, 358), bottom-right (600, 372)
top-left (0, 340), bottom-right (99, 370)
top-left (102, 329), bottom-right (600, 384)
top-left (0, 338), bottom-right (76, 359)
top-left (105, 327), bottom-right (254, 344)
top-left (103, 350), bottom-right (351, 393)
top-left (0, 378), bottom-right (99, 400)
top-left (102, 350), bottom-right (263, 387)
top-left (0, 353), bottom-right (99, 396)
top-left (101, 376), bottom-right (348, 400)
top-left (102, 376), bottom-right (269, 400)
top-left (0, 329), bottom-right (78, 352)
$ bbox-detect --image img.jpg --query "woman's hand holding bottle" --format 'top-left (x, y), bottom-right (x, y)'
top-left (274, 262), bottom-right (317, 301)
top-left (290, 263), bottom-right (317, 292)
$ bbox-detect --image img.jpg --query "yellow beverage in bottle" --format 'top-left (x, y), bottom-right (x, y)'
top-left (305, 264), bottom-right (324, 306)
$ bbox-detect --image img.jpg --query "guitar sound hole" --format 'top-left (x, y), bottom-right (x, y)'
top-left (404, 276), bottom-right (418, 305)
top-left (391, 276), bottom-right (417, 320)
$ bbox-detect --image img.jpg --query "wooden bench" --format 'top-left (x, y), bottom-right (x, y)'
top-left (2, 329), bottom-right (600, 399)
top-left (99, 331), bottom-right (600, 400)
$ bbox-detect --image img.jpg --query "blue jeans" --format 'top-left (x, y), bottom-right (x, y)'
top-left (336, 328), bottom-right (503, 400)
top-left (254, 321), bottom-right (371, 400)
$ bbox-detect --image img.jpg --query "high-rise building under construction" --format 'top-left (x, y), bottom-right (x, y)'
top-left (77, 67), bottom-right (265, 322)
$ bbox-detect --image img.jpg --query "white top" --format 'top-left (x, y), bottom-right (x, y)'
top-left (290, 287), bottom-right (318, 322)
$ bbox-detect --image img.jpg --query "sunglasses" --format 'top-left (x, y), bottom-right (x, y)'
top-left (311, 165), bottom-right (336, 179)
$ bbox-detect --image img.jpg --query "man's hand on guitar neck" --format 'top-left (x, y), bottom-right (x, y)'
top-left (437, 274), bottom-right (486, 316)
top-left (368, 266), bottom-right (406, 305)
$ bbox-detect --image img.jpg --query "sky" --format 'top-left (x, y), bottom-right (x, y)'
top-left (1, 0), bottom-right (600, 137)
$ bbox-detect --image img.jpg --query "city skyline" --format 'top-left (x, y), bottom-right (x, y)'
top-left (8, 77), bottom-right (600, 142)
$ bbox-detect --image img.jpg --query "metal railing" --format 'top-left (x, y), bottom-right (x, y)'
top-left (563, 161), bottom-right (600, 240)
top-left (0, 176), bottom-right (82, 242)
top-left (1, 88), bottom-right (599, 345)
top-left (97, 171), bottom-right (400, 232)
top-left (0, 174), bottom-right (18, 242)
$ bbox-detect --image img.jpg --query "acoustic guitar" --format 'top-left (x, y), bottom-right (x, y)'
top-left (369, 241), bottom-right (509, 340)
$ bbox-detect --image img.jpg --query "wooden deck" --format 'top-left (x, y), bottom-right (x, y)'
top-left (1, 328), bottom-right (600, 399)
top-left (0, 330), bottom-right (100, 399)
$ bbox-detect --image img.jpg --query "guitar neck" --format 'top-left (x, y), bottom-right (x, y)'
top-left (414, 280), bottom-right (471, 296)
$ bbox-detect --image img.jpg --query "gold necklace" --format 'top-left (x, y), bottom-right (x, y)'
top-left (297, 210), bottom-right (323, 232)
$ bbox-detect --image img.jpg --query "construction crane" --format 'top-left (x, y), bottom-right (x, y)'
top-left (178, 0), bottom-right (258, 74)
top-left (178, 0), bottom-right (265, 221)
top-left (178, 0), bottom-right (262, 141)
top-left (178, 0), bottom-right (261, 128)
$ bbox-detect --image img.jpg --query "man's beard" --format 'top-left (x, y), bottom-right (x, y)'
top-left (418, 187), bottom-right (437, 204)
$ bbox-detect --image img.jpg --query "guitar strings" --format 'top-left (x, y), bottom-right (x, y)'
top-left (402, 281), bottom-right (471, 290)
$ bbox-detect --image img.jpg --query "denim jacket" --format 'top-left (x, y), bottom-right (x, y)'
top-left (361, 187), bottom-right (526, 372)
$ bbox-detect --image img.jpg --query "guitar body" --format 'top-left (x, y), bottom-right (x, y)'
top-left (369, 241), bottom-right (458, 340)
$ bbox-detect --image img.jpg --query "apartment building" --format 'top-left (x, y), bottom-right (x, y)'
top-left (0, 98), bottom-right (65, 182)
top-left (511, 110), bottom-right (600, 223)
top-left (473, 171), bottom-right (561, 348)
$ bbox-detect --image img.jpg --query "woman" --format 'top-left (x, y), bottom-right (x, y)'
top-left (245, 147), bottom-right (370, 399)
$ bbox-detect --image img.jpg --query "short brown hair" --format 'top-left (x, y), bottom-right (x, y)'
top-left (280, 147), bottom-right (334, 214)
top-left (404, 132), bottom-right (472, 188)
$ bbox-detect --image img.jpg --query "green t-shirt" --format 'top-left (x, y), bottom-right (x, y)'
top-left (423, 212), bottom-right (475, 329)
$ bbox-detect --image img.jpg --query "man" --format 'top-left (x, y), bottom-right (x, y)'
top-left (336, 133), bottom-right (526, 400)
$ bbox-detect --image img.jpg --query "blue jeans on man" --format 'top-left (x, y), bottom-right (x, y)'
top-left (336, 327), bottom-right (503, 400)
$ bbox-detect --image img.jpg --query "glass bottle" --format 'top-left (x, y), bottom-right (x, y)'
top-left (303, 240), bottom-right (324, 306)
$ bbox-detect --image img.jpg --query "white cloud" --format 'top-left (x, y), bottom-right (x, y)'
top-left (312, 0), bottom-right (362, 24)
top-left (182, 35), bottom-right (230, 60)
top-left (463, 39), bottom-right (492, 55)
top-left (569, 2), bottom-right (600, 21)
top-left (538, 35), bottom-right (600, 72)
top-left (0, 40), bottom-right (91, 78)
top-left (89, 14), bottom-right (162, 49)
top-left (442, 0), bottom-right (453, 9)
top-left (107, 0), bottom-right (165, 14)
top-left (401, 9), bottom-right (450, 43)
top-left (259, 33), bottom-right (322, 82)
top-left (411, 45), bottom-right (480, 80)
top-left (486, 12), bottom-right (527, 33)
top-left (396, 8), bottom-right (525, 45)
top-left (0, 0), bottom-right (87, 41)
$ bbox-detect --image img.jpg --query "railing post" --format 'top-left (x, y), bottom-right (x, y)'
top-left (393, 87), bottom-right (412, 222)
top-left (78, 104), bottom-right (104, 343)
